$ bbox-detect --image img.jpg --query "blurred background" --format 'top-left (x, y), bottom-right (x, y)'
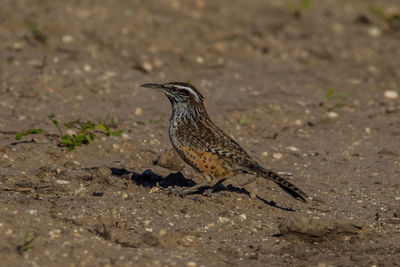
top-left (1, 0), bottom-right (399, 126)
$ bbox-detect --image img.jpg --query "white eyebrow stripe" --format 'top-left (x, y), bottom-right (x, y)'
top-left (168, 84), bottom-right (200, 102)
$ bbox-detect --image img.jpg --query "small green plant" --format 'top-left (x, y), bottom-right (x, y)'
top-left (96, 123), bottom-right (123, 137)
top-left (29, 23), bottom-right (48, 44)
top-left (239, 116), bottom-right (252, 126)
top-left (286, 0), bottom-right (311, 17)
top-left (49, 116), bottom-right (123, 151)
top-left (369, 6), bottom-right (400, 31)
top-left (325, 88), bottom-right (350, 110)
top-left (15, 129), bottom-right (42, 140)
top-left (14, 115), bottom-right (123, 151)
top-left (17, 232), bottom-right (36, 254)
top-left (48, 114), bottom-right (63, 136)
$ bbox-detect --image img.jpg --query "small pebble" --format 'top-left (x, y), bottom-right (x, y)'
top-left (27, 59), bottom-right (42, 67)
top-left (104, 71), bottom-right (116, 78)
top-left (179, 235), bottom-right (195, 247)
top-left (153, 58), bottom-right (164, 68)
top-left (135, 107), bottom-right (143, 116)
top-left (28, 209), bottom-right (37, 215)
top-left (287, 146), bottom-right (299, 152)
top-left (187, 262), bottom-right (197, 267)
top-left (113, 144), bottom-right (120, 149)
top-left (10, 42), bottom-right (24, 51)
top-left (214, 42), bottom-right (228, 52)
top-left (294, 119), bottom-right (302, 126)
top-left (62, 35), bottom-right (74, 43)
top-left (66, 129), bottom-right (76, 136)
top-left (55, 180), bottom-right (69, 185)
top-left (367, 65), bottom-right (377, 73)
top-left (142, 62), bottom-right (153, 72)
top-left (239, 214), bottom-right (247, 221)
top-left (121, 133), bottom-right (130, 140)
top-left (218, 216), bottom-right (230, 224)
top-left (384, 90), bottom-right (398, 99)
top-left (261, 151), bottom-right (268, 157)
top-left (273, 153), bottom-right (282, 160)
top-left (327, 111), bottom-right (338, 118)
top-left (196, 56), bottom-right (204, 64)
top-left (83, 64), bottom-right (92, 72)
top-left (368, 26), bottom-right (382, 38)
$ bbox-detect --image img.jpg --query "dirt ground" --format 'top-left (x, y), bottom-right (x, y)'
top-left (1, 0), bottom-right (400, 266)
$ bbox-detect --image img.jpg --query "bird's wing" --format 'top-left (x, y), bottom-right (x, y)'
top-left (176, 118), bottom-right (254, 167)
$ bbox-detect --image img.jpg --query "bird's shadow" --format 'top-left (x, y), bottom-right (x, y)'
top-left (110, 167), bottom-right (295, 211)
top-left (10, 139), bottom-right (36, 146)
top-left (110, 167), bottom-right (196, 188)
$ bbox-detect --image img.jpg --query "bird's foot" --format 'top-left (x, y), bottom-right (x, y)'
top-left (201, 188), bottom-right (229, 198)
top-left (162, 187), bottom-right (205, 203)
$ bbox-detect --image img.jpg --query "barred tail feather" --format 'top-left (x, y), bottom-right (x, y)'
top-left (264, 170), bottom-right (308, 202)
top-left (245, 162), bottom-right (308, 202)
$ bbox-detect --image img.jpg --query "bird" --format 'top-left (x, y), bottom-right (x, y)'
top-left (140, 82), bottom-right (308, 202)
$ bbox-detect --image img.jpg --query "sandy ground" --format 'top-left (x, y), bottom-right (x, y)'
top-left (1, 0), bottom-right (400, 266)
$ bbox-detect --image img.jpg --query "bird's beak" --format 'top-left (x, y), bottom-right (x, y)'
top-left (140, 83), bottom-right (164, 91)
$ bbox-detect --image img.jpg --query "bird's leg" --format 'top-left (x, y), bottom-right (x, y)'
top-left (240, 175), bottom-right (258, 199)
top-left (163, 180), bottom-right (211, 202)
top-left (178, 180), bottom-right (211, 195)
top-left (202, 178), bottom-right (229, 197)
top-left (240, 175), bottom-right (258, 187)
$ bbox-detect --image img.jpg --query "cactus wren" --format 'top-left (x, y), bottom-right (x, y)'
top-left (141, 82), bottom-right (308, 202)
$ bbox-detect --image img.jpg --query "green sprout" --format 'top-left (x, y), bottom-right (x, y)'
top-left (325, 88), bottom-right (351, 110)
top-left (29, 24), bottom-right (48, 44)
top-left (15, 129), bottom-right (42, 140)
top-left (49, 117), bottom-right (123, 151)
top-left (96, 123), bottom-right (123, 136)
top-left (17, 232), bottom-right (36, 254)
top-left (286, 0), bottom-right (311, 17)
top-left (14, 115), bottom-right (123, 151)
top-left (239, 116), bottom-right (252, 126)
top-left (48, 114), bottom-right (63, 135)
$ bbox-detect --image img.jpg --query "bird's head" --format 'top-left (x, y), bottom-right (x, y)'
top-left (141, 82), bottom-right (204, 106)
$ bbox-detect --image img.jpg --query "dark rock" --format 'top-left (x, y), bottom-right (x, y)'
top-left (142, 232), bottom-right (160, 247)
top-left (155, 148), bottom-right (185, 171)
top-left (394, 209), bottom-right (400, 218)
top-left (92, 166), bottom-right (112, 183)
top-left (278, 216), bottom-right (364, 242)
